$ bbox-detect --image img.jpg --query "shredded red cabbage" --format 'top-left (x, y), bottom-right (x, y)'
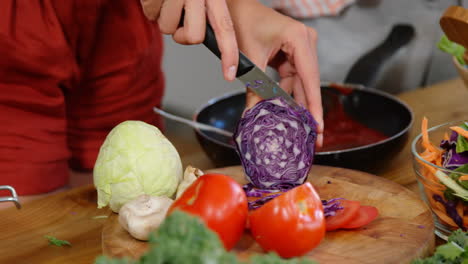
top-left (441, 130), bottom-right (468, 170)
top-left (234, 97), bottom-right (317, 190)
top-left (322, 198), bottom-right (344, 217)
top-left (244, 182), bottom-right (344, 214)
top-left (433, 194), bottom-right (465, 230)
top-left (247, 193), bottom-right (282, 210)
top-left (243, 183), bottom-right (284, 210)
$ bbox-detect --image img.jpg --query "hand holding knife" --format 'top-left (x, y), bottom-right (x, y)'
top-left (201, 22), bottom-right (301, 110)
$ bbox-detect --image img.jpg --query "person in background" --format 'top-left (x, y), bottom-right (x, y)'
top-left (0, 0), bottom-right (324, 207)
top-left (268, 0), bottom-right (463, 94)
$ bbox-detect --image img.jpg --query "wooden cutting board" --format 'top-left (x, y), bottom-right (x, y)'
top-left (102, 165), bottom-right (435, 264)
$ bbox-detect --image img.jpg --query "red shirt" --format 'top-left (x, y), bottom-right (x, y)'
top-left (0, 0), bottom-right (164, 195)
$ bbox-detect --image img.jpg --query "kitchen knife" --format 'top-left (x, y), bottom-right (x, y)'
top-left (202, 23), bottom-right (300, 109)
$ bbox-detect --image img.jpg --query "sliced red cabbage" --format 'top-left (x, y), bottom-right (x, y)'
top-left (247, 194), bottom-right (282, 210)
top-left (243, 183), bottom-right (285, 210)
top-left (244, 182), bottom-right (344, 214)
top-left (234, 97), bottom-right (317, 189)
top-left (322, 198), bottom-right (344, 217)
top-left (243, 183), bottom-right (287, 197)
top-left (441, 127), bottom-right (468, 170)
top-left (433, 194), bottom-right (465, 230)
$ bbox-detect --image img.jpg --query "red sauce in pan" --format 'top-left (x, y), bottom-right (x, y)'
top-left (318, 84), bottom-right (389, 152)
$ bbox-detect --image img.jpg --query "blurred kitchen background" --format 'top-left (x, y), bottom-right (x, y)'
top-left (161, 0), bottom-right (465, 118)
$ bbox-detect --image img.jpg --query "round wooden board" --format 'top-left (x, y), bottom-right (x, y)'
top-left (102, 165), bottom-right (435, 263)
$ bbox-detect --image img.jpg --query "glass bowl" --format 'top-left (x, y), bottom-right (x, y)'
top-left (412, 120), bottom-right (468, 240)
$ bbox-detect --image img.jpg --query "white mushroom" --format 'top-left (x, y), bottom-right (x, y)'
top-left (176, 166), bottom-right (204, 199)
top-left (118, 194), bottom-right (173, 241)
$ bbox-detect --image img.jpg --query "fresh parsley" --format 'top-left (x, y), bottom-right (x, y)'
top-left (95, 211), bottom-right (317, 264)
top-left (45, 235), bottom-right (71, 247)
top-left (412, 229), bottom-right (468, 263)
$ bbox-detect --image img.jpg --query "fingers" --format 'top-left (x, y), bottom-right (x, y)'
top-left (291, 77), bottom-right (307, 110)
top-left (245, 89), bottom-right (262, 112)
top-left (279, 76), bottom-right (294, 94)
top-left (173, 0), bottom-right (206, 44)
top-left (158, 0), bottom-right (238, 82)
top-left (140, 0), bottom-right (163, 21)
top-left (292, 26), bottom-right (323, 138)
top-left (158, 0), bottom-right (184, 34)
top-left (206, 0), bottom-right (239, 82)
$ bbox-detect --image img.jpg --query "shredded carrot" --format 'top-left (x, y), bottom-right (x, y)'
top-left (418, 155), bottom-right (437, 173)
top-left (423, 183), bottom-right (444, 198)
top-left (459, 175), bottom-right (468, 181)
top-left (421, 117), bottom-right (438, 153)
top-left (464, 216), bottom-right (468, 228)
top-left (418, 118), bottom-right (468, 230)
top-left (434, 208), bottom-right (459, 228)
top-left (457, 202), bottom-right (465, 224)
top-left (428, 196), bottom-right (445, 214)
top-left (450, 126), bottom-right (468, 140)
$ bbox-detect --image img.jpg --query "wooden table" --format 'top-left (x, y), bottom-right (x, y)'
top-left (0, 79), bottom-right (467, 264)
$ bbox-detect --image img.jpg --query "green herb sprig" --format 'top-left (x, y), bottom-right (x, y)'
top-left (412, 229), bottom-right (468, 263)
top-left (45, 236), bottom-right (71, 247)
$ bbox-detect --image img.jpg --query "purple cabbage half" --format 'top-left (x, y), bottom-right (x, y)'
top-left (233, 97), bottom-right (317, 190)
top-left (440, 122), bottom-right (468, 170)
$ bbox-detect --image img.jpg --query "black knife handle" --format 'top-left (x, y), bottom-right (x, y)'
top-left (178, 11), bottom-right (254, 77)
top-left (203, 23), bottom-right (254, 77)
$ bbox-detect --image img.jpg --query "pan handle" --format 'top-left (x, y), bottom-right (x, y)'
top-left (344, 24), bottom-right (415, 88)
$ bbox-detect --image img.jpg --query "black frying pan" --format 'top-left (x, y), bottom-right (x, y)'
top-left (193, 24), bottom-right (415, 173)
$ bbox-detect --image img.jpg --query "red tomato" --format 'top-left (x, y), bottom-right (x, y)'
top-left (168, 173), bottom-right (248, 250)
top-left (325, 199), bottom-right (360, 231)
top-left (341, 205), bottom-right (379, 229)
top-left (248, 182), bottom-right (325, 258)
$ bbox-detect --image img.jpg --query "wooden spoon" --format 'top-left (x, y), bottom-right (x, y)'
top-left (440, 5), bottom-right (468, 63)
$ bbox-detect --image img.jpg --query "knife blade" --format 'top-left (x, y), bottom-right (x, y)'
top-left (202, 23), bottom-right (300, 109)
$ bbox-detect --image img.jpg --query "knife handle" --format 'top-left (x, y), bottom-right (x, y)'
top-left (178, 11), bottom-right (254, 78)
top-left (203, 23), bottom-right (254, 78)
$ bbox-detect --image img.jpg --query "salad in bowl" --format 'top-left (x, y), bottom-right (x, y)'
top-left (412, 118), bottom-right (468, 239)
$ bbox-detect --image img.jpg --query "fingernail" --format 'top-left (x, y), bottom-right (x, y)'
top-left (227, 65), bottom-right (236, 81)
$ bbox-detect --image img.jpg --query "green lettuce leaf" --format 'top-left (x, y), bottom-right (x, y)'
top-left (438, 35), bottom-right (466, 65)
top-left (456, 123), bottom-right (468, 154)
top-left (449, 164), bottom-right (468, 189)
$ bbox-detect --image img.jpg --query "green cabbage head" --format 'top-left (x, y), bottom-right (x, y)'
top-left (94, 121), bottom-right (183, 212)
